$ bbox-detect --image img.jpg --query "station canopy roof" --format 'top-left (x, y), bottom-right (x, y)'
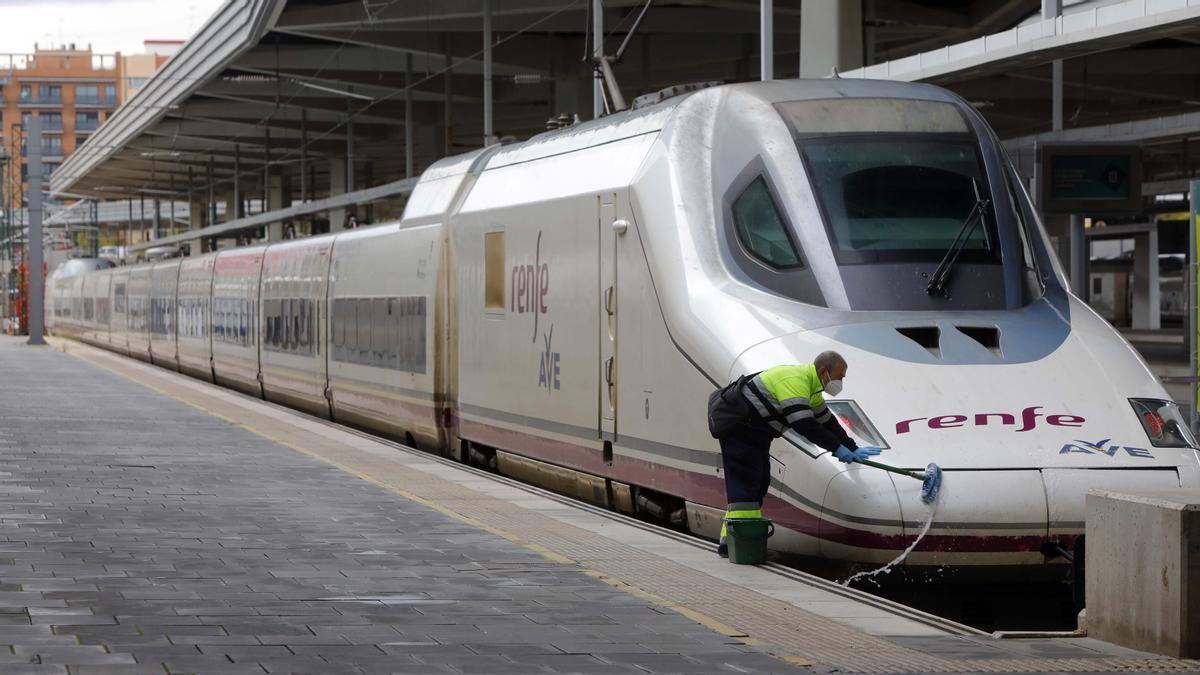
top-left (50, 0), bottom-right (1200, 204)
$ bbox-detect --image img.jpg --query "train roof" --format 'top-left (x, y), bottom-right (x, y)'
top-left (475, 78), bottom-right (957, 171)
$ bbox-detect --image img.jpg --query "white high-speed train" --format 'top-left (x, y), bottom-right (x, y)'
top-left (48, 79), bottom-right (1199, 576)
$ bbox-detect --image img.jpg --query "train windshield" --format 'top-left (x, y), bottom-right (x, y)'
top-left (801, 138), bottom-right (999, 265)
top-left (773, 97), bottom-right (1041, 310)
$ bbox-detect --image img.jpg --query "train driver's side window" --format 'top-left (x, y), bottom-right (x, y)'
top-left (732, 177), bottom-right (803, 269)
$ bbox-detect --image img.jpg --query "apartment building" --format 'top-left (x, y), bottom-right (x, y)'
top-left (121, 40), bottom-right (181, 102)
top-left (0, 44), bottom-right (122, 208)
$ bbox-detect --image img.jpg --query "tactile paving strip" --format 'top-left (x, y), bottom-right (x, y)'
top-left (61, 340), bottom-right (1200, 674)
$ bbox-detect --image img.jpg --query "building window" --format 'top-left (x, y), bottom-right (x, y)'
top-left (43, 85), bottom-right (61, 103)
top-left (41, 135), bottom-right (62, 155)
top-left (40, 112), bottom-right (62, 131)
top-left (19, 85), bottom-right (31, 103)
top-left (75, 136), bottom-right (89, 149)
top-left (103, 84), bottom-right (116, 103)
top-left (127, 77), bottom-right (148, 91)
top-left (75, 111), bottom-right (99, 131)
top-left (41, 162), bottom-right (59, 178)
top-left (76, 85), bottom-right (99, 106)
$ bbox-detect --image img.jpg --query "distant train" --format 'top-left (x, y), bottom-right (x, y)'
top-left (48, 79), bottom-right (1200, 576)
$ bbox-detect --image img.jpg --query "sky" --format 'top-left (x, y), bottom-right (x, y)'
top-left (0, 0), bottom-right (226, 55)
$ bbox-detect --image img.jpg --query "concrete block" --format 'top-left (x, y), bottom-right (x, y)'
top-left (1085, 489), bottom-right (1200, 657)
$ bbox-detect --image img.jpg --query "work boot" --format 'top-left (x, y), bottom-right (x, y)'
top-left (717, 543), bottom-right (728, 558)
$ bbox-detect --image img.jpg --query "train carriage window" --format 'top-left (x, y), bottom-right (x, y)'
top-left (305, 299), bottom-right (312, 351)
top-left (354, 299), bottom-right (367, 364)
top-left (213, 298), bottom-right (222, 341)
top-left (367, 297), bottom-right (381, 365)
top-left (386, 298), bottom-right (399, 370)
top-left (298, 299), bottom-right (309, 352)
top-left (332, 298), bottom-right (345, 353)
top-left (402, 298), bottom-right (411, 372)
top-left (291, 299), bottom-right (300, 351)
top-left (243, 299), bottom-right (251, 346)
top-left (114, 282), bottom-right (126, 313)
top-left (264, 300), bottom-right (273, 347)
top-left (411, 297), bottom-right (423, 372)
top-left (285, 299), bottom-right (296, 351)
top-left (484, 231), bottom-right (505, 312)
top-left (343, 298), bottom-right (354, 360)
top-left (417, 295), bottom-right (427, 369)
top-left (267, 299), bottom-right (279, 347)
top-left (732, 177), bottom-right (803, 269)
top-left (262, 300), bottom-right (271, 346)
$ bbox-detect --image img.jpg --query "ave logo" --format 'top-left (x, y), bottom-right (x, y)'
top-left (1060, 438), bottom-right (1153, 459)
top-left (538, 325), bottom-right (560, 392)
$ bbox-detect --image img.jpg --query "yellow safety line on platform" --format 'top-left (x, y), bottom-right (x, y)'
top-left (55, 340), bottom-right (792, 659)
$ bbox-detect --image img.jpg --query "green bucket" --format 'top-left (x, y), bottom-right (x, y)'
top-left (725, 517), bottom-right (775, 565)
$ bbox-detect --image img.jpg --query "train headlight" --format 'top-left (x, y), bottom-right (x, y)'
top-left (1129, 399), bottom-right (1197, 448)
top-left (826, 401), bottom-right (890, 449)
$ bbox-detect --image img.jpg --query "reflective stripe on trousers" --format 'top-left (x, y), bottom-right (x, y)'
top-left (719, 503), bottom-right (763, 543)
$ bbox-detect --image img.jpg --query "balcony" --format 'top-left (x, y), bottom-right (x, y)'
top-left (75, 120), bottom-right (100, 133)
top-left (74, 95), bottom-right (110, 107)
top-left (24, 119), bottom-right (65, 132)
top-left (18, 95), bottom-right (63, 107)
top-left (22, 145), bottom-right (63, 158)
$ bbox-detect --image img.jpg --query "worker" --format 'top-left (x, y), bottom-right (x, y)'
top-left (717, 350), bottom-right (881, 557)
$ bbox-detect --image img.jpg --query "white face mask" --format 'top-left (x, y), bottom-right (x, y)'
top-left (823, 377), bottom-right (844, 397)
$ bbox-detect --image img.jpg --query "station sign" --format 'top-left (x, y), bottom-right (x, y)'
top-left (1039, 143), bottom-right (1142, 214)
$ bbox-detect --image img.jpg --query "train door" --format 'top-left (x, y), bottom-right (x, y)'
top-left (599, 194), bottom-right (618, 444)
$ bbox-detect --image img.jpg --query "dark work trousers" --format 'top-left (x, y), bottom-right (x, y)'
top-left (718, 423), bottom-right (776, 508)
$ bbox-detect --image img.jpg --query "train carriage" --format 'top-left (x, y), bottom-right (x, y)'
top-left (326, 224), bottom-right (442, 448)
top-left (258, 238), bottom-right (332, 417)
top-left (177, 254), bottom-right (217, 381)
top-left (109, 267), bottom-right (131, 356)
top-left (148, 260), bottom-right (181, 369)
top-left (126, 264), bottom-right (153, 362)
top-left (89, 270), bottom-right (112, 348)
top-left (211, 246), bottom-right (266, 396)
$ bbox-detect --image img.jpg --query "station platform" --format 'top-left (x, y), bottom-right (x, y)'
top-left (3, 336), bottom-right (1199, 674)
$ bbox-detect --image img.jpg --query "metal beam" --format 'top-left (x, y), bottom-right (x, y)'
top-left (844, 2), bottom-right (1200, 83)
top-left (483, 0), bottom-right (495, 146)
top-left (27, 116), bottom-right (45, 345)
top-left (760, 0), bottom-right (772, 81)
top-left (127, 176), bottom-right (419, 252)
top-left (593, 0), bottom-right (603, 118)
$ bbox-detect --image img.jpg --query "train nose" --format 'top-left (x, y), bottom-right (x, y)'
top-left (815, 466), bottom-right (906, 564)
top-left (820, 466), bottom-right (1054, 567)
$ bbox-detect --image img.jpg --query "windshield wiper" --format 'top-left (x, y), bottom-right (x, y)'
top-left (922, 180), bottom-right (990, 298)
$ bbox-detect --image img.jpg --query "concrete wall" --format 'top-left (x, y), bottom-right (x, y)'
top-left (1086, 489), bottom-right (1200, 657)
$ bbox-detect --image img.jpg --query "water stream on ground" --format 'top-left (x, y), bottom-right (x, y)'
top-left (842, 498), bottom-right (939, 586)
